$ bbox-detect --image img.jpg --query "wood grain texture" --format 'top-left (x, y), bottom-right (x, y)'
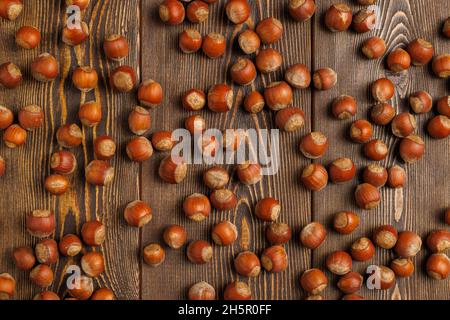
top-left (312, 0), bottom-right (450, 300)
top-left (0, 0), bottom-right (449, 301)
top-left (140, 0), bottom-right (311, 300)
top-left (0, 0), bottom-right (141, 300)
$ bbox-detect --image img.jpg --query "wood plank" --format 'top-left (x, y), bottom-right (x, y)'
top-left (312, 0), bottom-right (450, 300)
top-left (140, 0), bottom-right (312, 299)
top-left (0, 0), bottom-right (141, 300)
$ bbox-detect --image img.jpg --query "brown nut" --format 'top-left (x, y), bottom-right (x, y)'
top-left (210, 189), bottom-right (238, 211)
top-left (370, 103), bottom-right (395, 125)
top-left (230, 57), bottom-right (257, 86)
top-left (331, 95), bottom-right (357, 120)
top-left (391, 112), bottom-right (416, 138)
top-left (352, 8), bottom-right (376, 33)
top-left (85, 160), bottom-right (114, 186)
top-left (93, 135), bottom-right (116, 160)
top-left (432, 54), bottom-right (450, 78)
top-left (333, 211), bottom-right (359, 235)
top-left (159, 156), bottom-right (187, 184)
top-left (30, 264), bottom-right (54, 288)
top-left (18, 105), bottom-right (44, 130)
top-left (31, 53), bottom-right (59, 82)
top-left (110, 65), bottom-right (136, 93)
top-left (275, 107), bottom-right (305, 132)
top-left (394, 231), bottom-right (422, 258)
top-left (426, 253), bottom-right (450, 280)
top-left (26, 210), bottom-right (55, 238)
top-left (326, 251), bottom-right (352, 275)
top-left (386, 48), bottom-right (411, 72)
top-left (0, 0), bottom-right (23, 20)
top-left (187, 0), bottom-right (209, 24)
top-left (256, 17), bottom-right (283, 44)
top-left (236, 162), bottom-right (262, 185)
top-left (163, 225), bottom-right (187, 249)
top-left (234, 251), bottom-right (261, 277)
top-left (362, 164), bottom-right (388, 188)
top-left (188, 281), bottom-right (215, 300)
top-left (203, 166), bottom-right (229, 190)
top-left (265, 223), bottom-right (292, 245)
top-left (35, 239), bottom-right (58, 265)
top-left (285, 63), bottom-right (311, 89)
top-left (350, 237), bottom-right (375, 261)
top-left (208, 83), bottom-right (233, 112)
top-left (59, 234), bottom-right (82, 257)
top-left (255, 197), bottom-right (281, 222)
top-left (56, 124), bottom-right (82, 148)
top-left (390, 258), bottom-right (414, 278)
top-left (187, 240), bottom-right (213, 264)
top-left (337, 272), bottom-right (363, 294)
top-left (350, 119), bottom-right (373, 143)
top-left (427, 115), bottom-right (450, 139)
top-left (202, 33), bottom-right (226, 58)
top-left (299, 132), bottom-right (328, 159)
top-left (182, 88), bottom-right (206, 111)
top-left (300, 268), bottom-right (328, 295)
top-left (183, 193), bottom-right (211, 222)
top-left (225, 0), bottom-right (250, 24)
top-left (12, 246), bottom-right (36, 271)
top-left (103, 34), bottom-right (129, 61)
top-left (238, 29), bottom-right (260, 55)
top-left (329, 157), bottom-right (356, 184)
top-left (45, 174), bottom-right (70, 195)
top-left (67, 275), bottom-right (93, 300)
top-left (143, 243), bottom-right (165, 267)
top-left (355, 183), bottom-right (381, 209)
top-left (406, 38), bottom-right (434, 66)
top-left (387, 165), bottom-right (406, 188)
top-left (301, 163), bottom-right (328, 191)
top-left (255, 48), bottom-right (282, 74)
top-left (409, 90), bottom-right (432, 114)
top-left (324, 3), bottom-right (352, 32)
top-left (211, 220), bottom-right (238, 246)
top-left (50, 151), bottom-right (77, 175)
top-left (264, 81), bottom-right (293, 111)
top-left (159, 0), bottom-right (185, 25)
top-left (81, 252), bottom-right (105, 277)
top-left (436, 96), bottom-right (450, 117)
top-left (3, 124), bottom-right (26, 148)
top-left (371, 78), bottom-right (395, 102)
top-left (313, 68), bottom-right (337, 90)
top-left (81, 220), bottom-right (105, 247)
top-left (363, 139), bottom-right (388, 161)
top-left (288, 0), bottom-right (316, 22)
top-left (223, 281), bottom-right (251, 300)
top-left (361, 36), bottom-right (386, 59)
top-left (261, 245), bottom-right (288, 273)
top-left (179, 29), bottom-right (202, 54)
top-left (124, 200), bottom-right (153, 228)
top-left (399, 135), bottom-right (425, 163)
top-left (91, 288), bottom-right (115, 300)
top-left (373, 225), bottom-right (398, 249)
top-left (426, 230), bottom-right (450, 253)
top-left (300, 222), bottom-right (326, 249)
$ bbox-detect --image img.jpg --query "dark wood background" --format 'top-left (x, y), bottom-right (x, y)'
top-left (0, 0), bottom-right (448, 300)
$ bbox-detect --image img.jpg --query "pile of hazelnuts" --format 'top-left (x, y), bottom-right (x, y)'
top-left (0, 0), bottom-right (449, 301)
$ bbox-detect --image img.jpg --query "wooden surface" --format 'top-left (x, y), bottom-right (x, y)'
top-left (0, 0), bottom-right (448, 300)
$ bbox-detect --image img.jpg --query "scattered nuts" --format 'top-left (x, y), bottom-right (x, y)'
top-left (300, 222), bottom-right (326, 249)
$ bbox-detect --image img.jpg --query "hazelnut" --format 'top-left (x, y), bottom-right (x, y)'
top-left (350, 237), bottom-right (375, 261)
top-left (30, 264), bottom-right (54, 288)
top-left (187, 240), bottom-right (213, 264)
top-left (179, 29), bottom-right (202, 53)
top-left (185, 115), bottom-right (206, 135)
top-left (211, 220), bottom-right (238, 246)
top-left (16, 26), bottom-right (41, 49)
top-left (188, 281), bottom-right (215, 300)
top-left (72, 66), bottom-right (98, 92)
top-left (394, 231), bottom-right (422, 258)
top-left (288, 0), bottom-right (316, 22)
top-left (301, 163), bottom-right (328, 191)
top-left (33, 291), bottom-right (60, 300)
top-left (352, 8), bottom-right (376, 33)
top-left (371, 78), bottom-right (395, 102)
top-left (124, 200), bottom-right (153, 227)
top-left (313, 68), bottom-right (337, 90)
top-left (126, 137), bottom-right (154, 162)
top-left (202, 33), bottom-right (226, 58)
top-left (59, 234), bottom-right (82, 257)
top-left (300, 222), bottom-right (326, 249)
top-left (426, 253), bottom-right (450, 280)
top-left (0, 62), bottom-right (22, 88)
top-left (151, 131), bottom-right (174, 152)
top-left (285, 63), bottom-right (311, 89)
top-left (12, 246), bottom-right (36, 270)
top-left (275, 107), bottom-right (305, 132)
top-left (264, 81), bottom-right (293, 111)
top-left (103, 34), bottom-right (129, 61)
top-left (81, 252), bottom-right (105, 277)
top-left (45, 174), bottom-right (70, 195)
top-left (0, 273), bottom-right (15, 300)
top-left (0, 0), bottom-right (23, 20)
top-left (223, 281), bottom-right (251, 300)
top-left (373, 225), bottom-right (398, 249)
top-left (81, 220), bottom-right (105, 247)
top-left (399, 135), bottom-right (425, 163)
top-left (333, 211), bottom-right (359, 235)
top-left (0, 105), bottom-right (14, 129)
top-left (159, 0), bottom-right (185, 25)
top-left (93, 135), bottom-right (116, 160)
top-left (371, 266), bottom-right (396, 290)
top-left (331, 95), bottom-right (357, 120)
top-left (255, 48), bottom-right (282, 73)
top-left (186, 0), bottom-right (209, 24)
top-left (432, 54), bottom-right (450, 78)
top-left (183, 193), bottom-right (211, 222)
top-left (182, 88), bottom-right (206, 111)
top-left (387, 165), bottom-right (406, 188)
top-left (355, 183), bottom-right (381, 209)
top-left (110, 65), bottom-right (136, 93)
top-left (17, 105), bottom-right (44, 130)
top-left (437, 96), bottom-right (450, 117)
top-left (236, 162), bottom-right (262, 185)
top-left (78, 101), bottom-right (102, 127)
top-left (362, 164), bottom-right (388, 188)
top-left (91, 288), bottom-right (115, 300)
top-left (324, 3), bottom-right (353, 32)
top-left (56, 123), bottom-right (82, 148)
top-left (391, 112), bottom-right (416, 138)
top-left (370, 103), bottom-right (395, 125)
top-left (426, 230), bottom-right (450, 253)
top-left (159, 156), bottom-right (187, 184)
top-left (62, 21), bottom-right (89, 46)
top-left (234, 251), bottom-right (261, 277)
top-left (427, 115), bottom-right (450, 139)
top-left (406, 38), bottom-right (434, 66)
top-left (409, 90), bottom-right (432, 114)
top-left (329, 157), bottom-right (356, 184)
top-left (68, 275), bottom-right (93, 300)
top-left (50, 151), bottom-right (77, 175)
top-left (299, 132), bottom-right (328, 159)
top-left (386, 48), bottom-right (411, 72)
top-left (3, 124), bottom-right (26, 148)
top-left (143, 243), bottom-right (165, 267)
top-left (326, 251), bottom-right (352, 275)
top-left (35, 239), bottom-right (59, 265)
top-left (361, 36), bottom-right (386, 59)
top-left (390, 258), bottom-right (414, 278)
top-left (238, 30), bottom-right (260, 55)
top-left (138, 79), bottom-right (163, 108)
top-left (208, 83), bottom-right (233, 112)
top-left (31, 53), bottom-right (59, 82)
top-left (363, 139), bottom-right (388, 161)
top-left (265, 222), bottom-right (292, 245)
top-left (300, 269), bottom-right (328, 294)
top-left (26, 210), bottom-right (55, 238)
top-left (337, 272), bottom-right (363, 294)
top-left (85, 160), bottom-right (114, 186)
top-left (255, 197), bottom-right (281, 222)
top-left (163, 225), bottom-right (187, 249)
top-left (350, 119), bottom-right (373, 143)
top-left (225, 0), bottom-right (250, 24)
top-left (203, 166), bottom-right (229, 190)
top-left (256, 17), bottom-right (283, 44)
top-left (210, 189), bottom-right (238, 211)
top-left (261, 245), bottom-right (288, 273)
top-left (230, 57), bottom-right (257, 86)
